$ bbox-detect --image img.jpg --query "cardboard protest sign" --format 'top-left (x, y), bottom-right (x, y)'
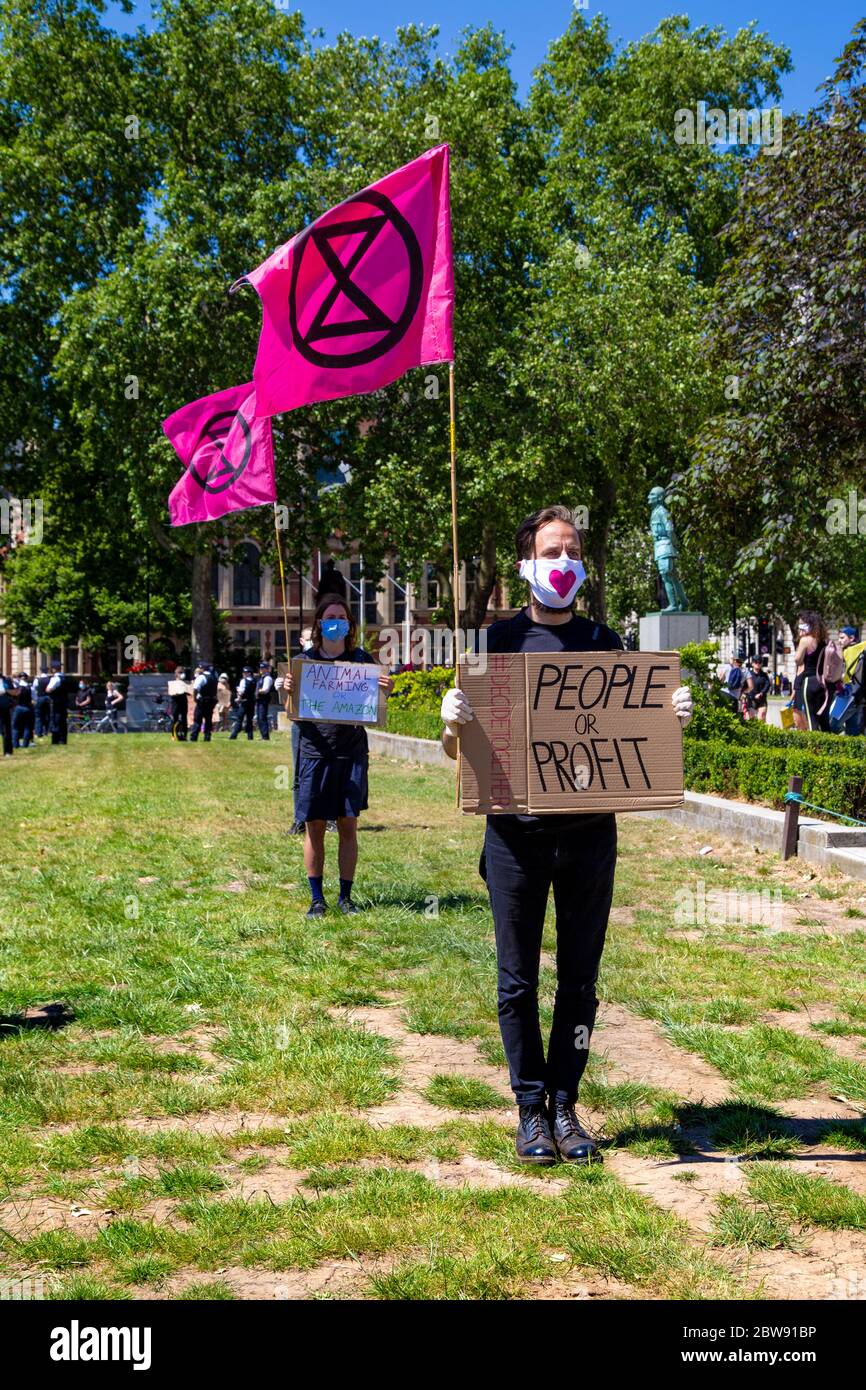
top-left (458, 651), bottom-right (683, 815)
top-left (288, 658), bottom-right (386, 727)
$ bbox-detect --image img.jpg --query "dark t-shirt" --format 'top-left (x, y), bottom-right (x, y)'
top-left (747, 670), bottom-right (770, 706)
top-left (476, 607), bottom-right (624, 831)
top-left (296, 646), bottom-right (374, 761)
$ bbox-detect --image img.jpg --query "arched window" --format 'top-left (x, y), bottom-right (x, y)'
top-left (233, 543), bottom-right (261, 607)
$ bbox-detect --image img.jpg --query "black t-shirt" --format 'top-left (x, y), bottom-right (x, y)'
top-left (475, 607), bottom-right (624, 831)
top-left (483, 608), bottom-right (624, 657)
top-left (747, 670), bottom-right (770, 705)
top-left (296, 646), bottom-right (374, 761)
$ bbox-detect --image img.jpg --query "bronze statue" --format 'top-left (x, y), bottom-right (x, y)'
top-left (648, 486), bottom-right (689, 613)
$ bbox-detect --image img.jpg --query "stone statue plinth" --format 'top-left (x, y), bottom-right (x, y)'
top-left (639, 611), bottom-right (709, 651)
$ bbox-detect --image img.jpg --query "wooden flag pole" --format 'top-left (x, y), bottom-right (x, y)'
top-left (448, 362), bottom-right (461, 805)
top-left (273, 505), bottom-right (292, 688)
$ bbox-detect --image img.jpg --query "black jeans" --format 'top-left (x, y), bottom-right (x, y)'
top-left (12, 707), bottom-right (33, 748)
top-left (480, 814), bottom-right (617, 1107)
top-left (255, 698), bottom-right (271, 740)
top-left (190, 699), bottom-right (215, 741)
top-left (230, 704), bottom-right (254, 739)
top-left (0, 703), bottom-right (12, 756)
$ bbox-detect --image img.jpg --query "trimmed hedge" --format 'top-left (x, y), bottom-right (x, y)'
top-left (684, 739), bottom-right (866, 822)
top-left (388, 666), bottom-right (455, 710)
top-left (386, 665), bottom-right (453, 742)
top-left (735, 721), bottom-right (866, 758)
top-left (386, 706), bottom-right (442, 741)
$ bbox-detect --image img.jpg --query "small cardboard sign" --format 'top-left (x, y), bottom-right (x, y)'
top-left (288, 657), bottom-right (386, 727)
top-left (458, 651), bottom-right (683, 815)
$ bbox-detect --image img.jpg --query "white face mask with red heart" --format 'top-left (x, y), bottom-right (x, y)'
top-left (518, 553), bottom-right (586, 608)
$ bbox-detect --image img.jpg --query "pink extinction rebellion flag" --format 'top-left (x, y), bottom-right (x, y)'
top-left (164, 382), bottom-right (276, 527)
top-left (243, 144), bottom-right (454, 417)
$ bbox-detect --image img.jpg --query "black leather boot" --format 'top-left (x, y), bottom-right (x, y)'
top-left (548, 1100), bottom-right (599, 1163)
top-left (515, 1104), bottom-right (558, 1165)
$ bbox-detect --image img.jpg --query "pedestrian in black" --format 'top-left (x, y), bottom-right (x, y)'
top-left (75, 680), bottom-right (93, 720)
top-left (12, 672), bottom-right (34, 748)
top-left (33, 669), bottom-right (51, 738)
top-left (255, 660), bottom-right (273, 740)
top-left (47, 660), bottom-right (68, 745)
top-left (229, 666), bottom-right (256, 739)
top-left (793, 612), bottom-right (829, 732)
top-left (440, 505), bottom-right (693, 1167)
top-left (0, 676), bottom-right (14, 757)
top-left (169, 670), bottom-right (190, 741)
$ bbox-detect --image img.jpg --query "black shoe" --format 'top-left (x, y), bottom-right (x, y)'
top-left (326, 820), bottom-right (337, 832)
top-left (515, 1104), bottom-right (557, 1165)
top-left (548, 1100), bottom-right (599, 1164)
top-left (338, 897), bottom-right (359, 915)
top-left (286, 820), bottom-right (305, 836)
top-left (306, 899), bottom-right (327, 918)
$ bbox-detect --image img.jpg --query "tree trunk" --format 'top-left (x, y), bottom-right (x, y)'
top-left (585, 477), bottom-right (615, 625)
top-left (190, 550), bottom-right (214, 663)
top-left (464, 522), bottom-right (498, 632)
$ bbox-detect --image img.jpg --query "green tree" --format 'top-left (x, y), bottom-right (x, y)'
top-left (674, 19), bottom-right (866, 635)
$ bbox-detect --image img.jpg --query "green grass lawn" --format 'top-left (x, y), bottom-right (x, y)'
top-left (2, 733), bottom-right (866, 1300)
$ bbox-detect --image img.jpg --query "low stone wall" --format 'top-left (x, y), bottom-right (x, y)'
top-left (368, 729), bottom-right (451, 767)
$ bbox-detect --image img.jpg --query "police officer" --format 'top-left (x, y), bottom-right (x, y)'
top-left (256, 660), bottom-right (274, 740)
top-left (12, 672), bottom-right (34, 748)
top-left (229, 666), bottom-right (256, 740)
top-left (46, 659), bottom-right (68, 745)
top-left (0, 675), bottom-right (13, 757)
top-left (189, 663), bottom-right (218, 742)
top-left (33, 668), bottom-right (51, 739)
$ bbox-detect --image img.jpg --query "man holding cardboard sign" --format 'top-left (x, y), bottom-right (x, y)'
top-left (440, 506), bottom-right (692, 1165)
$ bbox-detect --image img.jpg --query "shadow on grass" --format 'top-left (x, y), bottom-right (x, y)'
top-left (610, 1098), bottom-right (866, 1163)
top-left (362, 890), bottom-right (487, 914)
top-left (0, 1002), bottom-right (75, 1040)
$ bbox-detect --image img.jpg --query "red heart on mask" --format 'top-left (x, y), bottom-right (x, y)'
top-left (549, 569), bottom-right (576, 598)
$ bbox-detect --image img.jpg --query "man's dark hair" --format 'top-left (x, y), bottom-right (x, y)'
top-left (515, 505), bottom-right (583, 560)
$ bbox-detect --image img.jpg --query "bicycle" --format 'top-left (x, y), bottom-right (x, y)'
top-left (142, 709), bottom-right (171, 733)
top-left (92, 707), bottom-right (126, 733)
top-left (69, 709), bottom-right (96, 733)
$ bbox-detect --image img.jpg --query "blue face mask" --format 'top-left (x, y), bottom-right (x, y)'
top-left (321, 617), bottom-right (350, 642)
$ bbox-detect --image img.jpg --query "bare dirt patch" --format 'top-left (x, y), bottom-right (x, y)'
top-left (217, 1163), bottom-right (308, 1203)
top-left (605, 1149), bottom-right (866, 1300)
top-left (328, 1001), bottom-right (514, 1128)
top-left (132, 1255), bottom-right (398, 1301)
top-left (607, 1149), bottom-right (747, 1234)
top-left (594, 1002), bottom-right (732, 1105)
top-left (526, 1267), bottom-right (641, 1300)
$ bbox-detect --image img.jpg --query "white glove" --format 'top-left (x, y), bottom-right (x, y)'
top-left (671, 685), bottom-right (693, 726)
top-left (274, 675), bottom-right (285, 691)
top-left (441, 687), bottom-right (474, 736)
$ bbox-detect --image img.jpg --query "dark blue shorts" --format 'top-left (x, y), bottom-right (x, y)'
top-left (295, 754), bottom-right (369, 822)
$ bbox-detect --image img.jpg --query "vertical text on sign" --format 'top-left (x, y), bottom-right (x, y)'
top-left (489, 654), bottom-right (515, 805)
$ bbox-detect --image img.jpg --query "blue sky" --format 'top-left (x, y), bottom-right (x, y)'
top-left (104, 1), bottom-right (863, 115)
